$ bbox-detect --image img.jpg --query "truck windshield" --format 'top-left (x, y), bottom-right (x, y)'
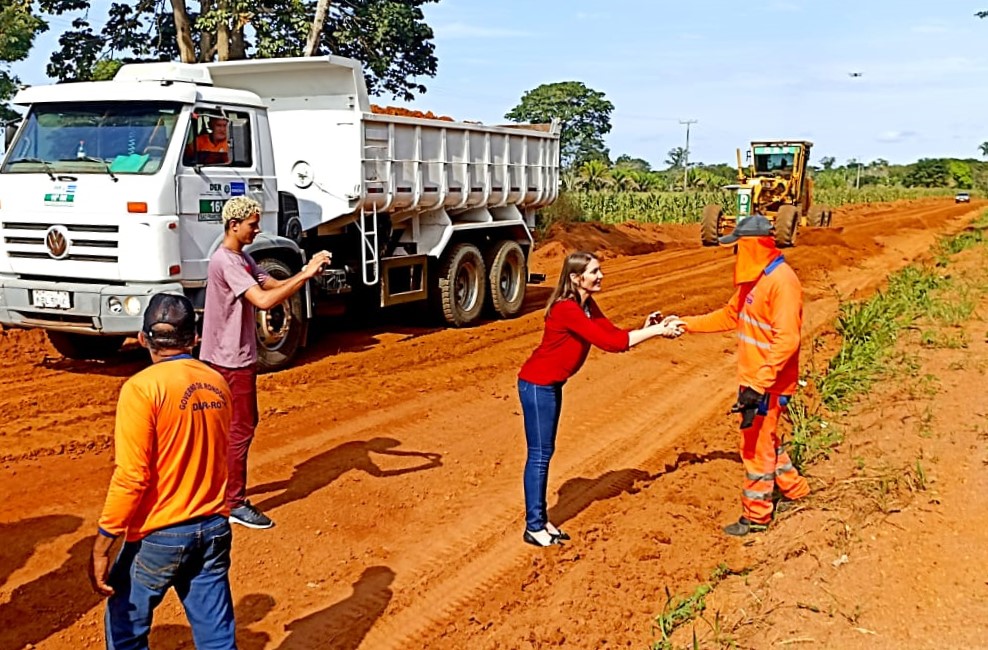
top-left (2, 101), bottom-right (182, 176)
top-left (753, 146), bottom-right (798, 175)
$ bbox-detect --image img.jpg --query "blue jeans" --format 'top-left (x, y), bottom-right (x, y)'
top-left (518, 379), bottom-right (563, 531)
top-left (105, 515), bottom-right (236, 650)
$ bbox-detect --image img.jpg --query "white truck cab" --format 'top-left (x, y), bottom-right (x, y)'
top-left (0, 56), bottom-right (560, 370)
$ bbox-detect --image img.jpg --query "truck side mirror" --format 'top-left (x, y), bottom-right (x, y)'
top-left (4, 120), bottom-right (19, 150)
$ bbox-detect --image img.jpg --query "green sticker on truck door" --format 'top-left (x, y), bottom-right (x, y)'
top-left (198, 198), bottom-right (227, 222)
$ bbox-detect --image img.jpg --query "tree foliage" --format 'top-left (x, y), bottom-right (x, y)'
top-left (42, 0), bottom-right (438, 100)
top-left (505, 81), bottom-right (613, 168)
top-left (0, 0), bottom-right (64, 119)
top-left (664, 146), bottom-right (686, 170)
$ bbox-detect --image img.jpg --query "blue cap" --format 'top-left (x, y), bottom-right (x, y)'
top-left (718, 214), bottom-right (773, 246)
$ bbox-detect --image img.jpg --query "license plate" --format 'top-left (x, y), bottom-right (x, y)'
top-left (32, 290), bottom-right (71, 310)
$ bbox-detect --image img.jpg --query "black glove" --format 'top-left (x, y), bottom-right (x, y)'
top-left (731, 387), bottom-right (764, 429)
top-left (735, 387), bottom-right (763, 408)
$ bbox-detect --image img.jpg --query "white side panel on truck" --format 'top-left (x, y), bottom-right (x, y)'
top-left (0, 56), bottom-right (560, 370)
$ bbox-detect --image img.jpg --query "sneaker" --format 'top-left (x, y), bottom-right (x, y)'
top-left (229, 501), bottom-right (274, 529)
top-left (723, 517), bottom-right (768, 537)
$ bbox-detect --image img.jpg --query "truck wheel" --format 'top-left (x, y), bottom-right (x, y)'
top-left (436, 243), bottom-right (486, 326)
top-left (701, 205), bottom-right (723, 246)
top-left (255, 257), bottom-right (306, 373)
top-left (808, 205), bottom-right (826, 227)
top-left (486, 240), bottom-right (526, 318)
top-left (824, 208), bottom-right (834, 227)
top-left (47, 332), bottom-right (124, 360)
top-left (775, 205), bottom-right (799, 247)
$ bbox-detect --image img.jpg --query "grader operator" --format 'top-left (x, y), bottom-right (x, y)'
top-left (701, 140), bottom-right (832, 247)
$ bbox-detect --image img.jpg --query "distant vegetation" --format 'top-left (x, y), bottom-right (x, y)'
top-left (540, 153), bottom-right (980, 226)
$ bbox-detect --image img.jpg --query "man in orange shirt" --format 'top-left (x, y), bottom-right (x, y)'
top-left (89, 293), bottom-right (236, 649)
top-left (193, 116), bottom-right (230, 165)
top-left (678, 215), bottom-right (810, 536)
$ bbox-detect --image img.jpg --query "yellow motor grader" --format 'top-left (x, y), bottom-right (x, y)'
top-left (700, 140), bottom-right (832, 247)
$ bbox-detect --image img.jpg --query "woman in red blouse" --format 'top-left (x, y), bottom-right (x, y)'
top-left (518, 251), bottom-right (683, 547)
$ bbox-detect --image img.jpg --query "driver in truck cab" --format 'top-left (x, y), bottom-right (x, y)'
top-left (186, 116), bottom-right (230, 165)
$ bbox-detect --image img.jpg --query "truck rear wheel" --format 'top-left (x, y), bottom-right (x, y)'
top-left (486, 240), bottom-right (526, 318)
top-left (701, 205), bottom-right (723, 246)
top-left (255, 257), bottom-right (306, 373)
top-left (775, 205), bottom-right (799, 247)
top-left (436, 243), bottom-right (486, 326)
top-left (47, 332), bottom-right (124, 360)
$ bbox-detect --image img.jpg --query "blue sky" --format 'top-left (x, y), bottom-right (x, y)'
top-left (12, 0), bottom-right (988, 166)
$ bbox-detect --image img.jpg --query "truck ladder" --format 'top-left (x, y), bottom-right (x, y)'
top-left (358, 203), bottom-right (380, 286)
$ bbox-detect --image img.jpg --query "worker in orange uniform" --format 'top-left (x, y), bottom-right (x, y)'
top-left (185, 116), bottom-right (230, 165)
top-left (678, 214), bottom-right (810, 536)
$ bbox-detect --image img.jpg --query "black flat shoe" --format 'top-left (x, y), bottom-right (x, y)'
top-left (523, 530), bottom-right (561, 547)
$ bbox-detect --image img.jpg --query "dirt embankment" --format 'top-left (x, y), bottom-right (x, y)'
top-left (0, 198), bottom-right (983, 650)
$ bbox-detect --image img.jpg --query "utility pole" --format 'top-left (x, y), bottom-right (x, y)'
top-left (679, 119), bottom-right (697, 192)
top-left (855, 160), bottom-right (862, 190)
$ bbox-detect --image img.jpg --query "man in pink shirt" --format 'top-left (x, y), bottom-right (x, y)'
top-left (200, 196), bottom-right (330, 529)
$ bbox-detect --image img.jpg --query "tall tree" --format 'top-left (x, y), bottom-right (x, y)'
top-left (614, 154), bottom-right (651, 172)
top-left (0, 0), bottom-right (59, 120)
top-left (664, 146), bottom-right (686, 170)
top-left (979, 142), bottom-right (988, 159)
top-left (505, 81), bottom-right (613, 168)
top-left (819, 156), bottom-right (836, 170)
top-left (46, 0), bottom-right (438, 100)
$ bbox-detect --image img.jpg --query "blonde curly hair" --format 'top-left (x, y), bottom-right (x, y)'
top-left (222, 196), bottom-right (261, 230)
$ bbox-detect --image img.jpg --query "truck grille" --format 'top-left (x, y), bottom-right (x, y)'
top-left (2, 222), bottom-right (119, 263)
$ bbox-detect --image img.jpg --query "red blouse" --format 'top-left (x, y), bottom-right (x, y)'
top-left (518, 298), bottom-right (630, 385)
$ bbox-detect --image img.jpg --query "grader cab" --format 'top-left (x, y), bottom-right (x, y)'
top-left (701, 140), bottom-right (832, 247)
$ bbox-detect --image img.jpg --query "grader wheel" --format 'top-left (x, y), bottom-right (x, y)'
top-left (774, 205), bottom-right (799, 248)
top-left (701, 204), bottom-right (723, 246)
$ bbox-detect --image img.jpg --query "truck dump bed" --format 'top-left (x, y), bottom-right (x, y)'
top-left (203, 57), bottom-right (561, 232)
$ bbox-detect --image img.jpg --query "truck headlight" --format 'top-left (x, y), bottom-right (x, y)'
top-left (108, 297), bottom-right (123, 314)
top-left (124, 296), bottom-right (142, 316)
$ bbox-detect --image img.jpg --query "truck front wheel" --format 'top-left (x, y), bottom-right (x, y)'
top-left (255, 257), bottom-right (306, 373)
top-left (436, 243), bottom-right (487, 326)
top-left (486, 240), bottom-right (527, 318)
top-left (47, 332), bottom-right (124, 360)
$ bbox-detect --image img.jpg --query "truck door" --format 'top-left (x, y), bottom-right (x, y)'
top-left (175, 106), bottom-right (277, 281)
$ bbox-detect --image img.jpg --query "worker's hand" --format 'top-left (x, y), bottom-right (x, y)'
top-left (303, 250), bottom-right (332, 278)
top-left (88, 537), bottom-right (115, 598)
top-left (654, 317), bottom-right (685, 338)
top-left (733, 386), bottom-right (764, 410)
top-left (644, 310), bottom-right (663, 327)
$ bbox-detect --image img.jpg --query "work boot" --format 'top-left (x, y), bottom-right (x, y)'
top-left (723, 517), bottom-right (768, 537)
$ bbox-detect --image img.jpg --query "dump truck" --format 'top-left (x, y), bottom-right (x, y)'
top-left (701, 140), bottom-right (831, 247)
top-left (0, 56), bottom-right (561, 371)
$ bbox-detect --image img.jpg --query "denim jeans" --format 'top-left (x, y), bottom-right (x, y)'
top-left (105, 515), bottom-right (236, 650)
top-left (518, 379), bottom-right (564, 531)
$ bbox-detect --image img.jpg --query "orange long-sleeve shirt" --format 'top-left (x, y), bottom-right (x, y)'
top-left (98, 357), bottom-right (232, 541)
top-left (681, 256), bottom-right (802, 395)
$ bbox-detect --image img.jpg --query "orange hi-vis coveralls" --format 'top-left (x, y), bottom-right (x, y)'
top-left (681, 238), bottom-right (810, 525)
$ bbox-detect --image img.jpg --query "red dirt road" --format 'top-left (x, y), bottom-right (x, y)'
top-left (0, 199), bottom-right (982, 649)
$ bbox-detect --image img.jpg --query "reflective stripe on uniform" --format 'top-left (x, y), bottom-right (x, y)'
top-left (746, 471), bottom-right (775, 482)
top-left (740, 312), bottom-right (772, 331)
top-left (743, 489), bottom-right (773, 502)
top-left (776, 463), bottom-right (795, 475)
top-left (738, 333), bottom-right (772, 350)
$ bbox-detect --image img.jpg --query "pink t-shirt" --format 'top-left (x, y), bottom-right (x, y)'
top-left (199, 246), bottom-right (270, 369)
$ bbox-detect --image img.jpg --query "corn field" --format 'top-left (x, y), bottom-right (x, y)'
top-left (551, 188), bottom-right (962, 225)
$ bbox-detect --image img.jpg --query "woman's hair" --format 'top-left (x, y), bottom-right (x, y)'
top-left (544, 251), bottom-right (597, 318)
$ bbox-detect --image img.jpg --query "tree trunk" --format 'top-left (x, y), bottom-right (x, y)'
top-left (304, 0), bottom-right (331, 57)
top-left (170, 0), bottom-right (197, 63)
top-left (198, 0), bottom-right (215, 62)
top-left (215, 0), bottom-right (230, 61)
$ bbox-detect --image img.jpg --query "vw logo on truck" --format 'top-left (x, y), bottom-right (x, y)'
top-left (45, 226), bottom-right (70, 259)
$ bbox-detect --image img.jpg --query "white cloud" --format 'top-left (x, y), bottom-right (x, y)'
top-left (434, 22), bottom-right (532, 39)
top-left (877, 130), bottom-right (919, 143)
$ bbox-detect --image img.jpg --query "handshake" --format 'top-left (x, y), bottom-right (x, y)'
top-left (644, 311), bottom-right (686, 338)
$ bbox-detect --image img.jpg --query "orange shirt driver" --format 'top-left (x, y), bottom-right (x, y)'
top-left (190, 117), bottom-right (230, 165)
